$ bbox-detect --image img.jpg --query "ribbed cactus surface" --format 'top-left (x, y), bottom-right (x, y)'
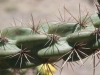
top-left (1, 0), bottom-right (100, 75)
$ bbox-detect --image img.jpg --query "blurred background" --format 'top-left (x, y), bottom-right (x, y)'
top-left (0, 0), bottom-right (100, 75)
top-left (0, 0), bottom-right (96, 29)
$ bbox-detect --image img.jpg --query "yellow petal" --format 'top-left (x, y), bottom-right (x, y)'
top-left (36, 63), bottom-right (56, 75)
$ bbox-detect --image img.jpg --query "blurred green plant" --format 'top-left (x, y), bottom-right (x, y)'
top-left (5, 6), bottom-right (18, 12)
top-left (0, 0), bottom-right (8, 3)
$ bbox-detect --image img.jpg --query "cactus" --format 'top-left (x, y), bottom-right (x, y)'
top-left (1, 0), bottom-right (100, 75)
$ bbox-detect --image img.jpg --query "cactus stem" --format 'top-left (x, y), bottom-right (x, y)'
top-left (14, 48), bottom-right (34, 68)
top-left (42, 20), bottom-right (60, 46)
top-left (42, 19), bottom-right (60, 46)
top-left (0, 30), bottom-right (9, 51)
top-left (30, 13), bottom-right (41, 34)
top-left (0, 30), bottom-right (8, 44)
top-left (93, 27), bottom-right (100, 36)
top-left (61, 42), bottom-right (90, 68)
top-left (44, 34), bottom-right (59, 47)
top-left (92, 27), bottom-right (100, 42)
top-left (64, 5), bottom-right (89, 29)
top-left (5, 45), bottom-right (34, 68)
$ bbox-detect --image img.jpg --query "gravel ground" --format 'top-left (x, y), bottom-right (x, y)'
top-left (0, 0), bottom-right (100, 75)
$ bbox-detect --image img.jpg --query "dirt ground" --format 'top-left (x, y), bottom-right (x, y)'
top-left (0, 0), bottom-right (100, 75)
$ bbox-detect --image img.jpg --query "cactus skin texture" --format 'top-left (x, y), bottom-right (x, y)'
top-left (0, 13), bottom-right (99, 74)
top-left (1, 1), bottom-right (100, 75)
